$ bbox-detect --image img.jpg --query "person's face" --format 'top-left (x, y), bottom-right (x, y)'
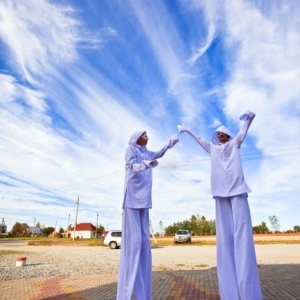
top-left (136, 131), bottom-right (149, 146)
top-left (217, 132), bottom-right (229, 144)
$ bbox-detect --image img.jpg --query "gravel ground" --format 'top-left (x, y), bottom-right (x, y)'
top-left (0, 243), bottom-right (300, 281)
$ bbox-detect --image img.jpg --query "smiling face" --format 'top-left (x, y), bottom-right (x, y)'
top-left (217, 131), bottom-right (230, 144)
top-left (136, 131), bottom-right (148, 146)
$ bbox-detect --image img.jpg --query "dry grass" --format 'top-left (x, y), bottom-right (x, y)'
top-left (195, 264), bottom-right (209, 268)
top-left (0, 250), bottom-right (23, 256)
top-left (254, 240), bottom-right (300, 245)
top-left (151, 234), bottom-right (300, 246)
top-left (156, 265), bottom-right (172, 271)
top-left (3, 234), bottom-right (300, 247)
top-left (151, 239), bottom-right (216, 247)
top-left (26, 238), bottom-right (104, 246)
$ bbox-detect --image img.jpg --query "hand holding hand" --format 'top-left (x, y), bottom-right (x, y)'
top-left (150, 161), bottom-right (156, 167)
top-left (177, 123), bottom-right (189, 133)
top-left (143, 160), bottom-right (158, 168)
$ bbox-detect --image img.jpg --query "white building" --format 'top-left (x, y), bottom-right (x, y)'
top-left (69, 223), bottom-right (97, 239)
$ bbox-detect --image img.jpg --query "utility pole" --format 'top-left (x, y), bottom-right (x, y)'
top-left (68, 213), bottom-right (70, 233)
top-left (73, 197), bottom-right (80, 241)
top-left (34, 217), bottom-right (36, 227)
top-left (96, 212), bottom-right (98, 239)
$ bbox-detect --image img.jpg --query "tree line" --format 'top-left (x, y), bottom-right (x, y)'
top-left (8, 222), bottom-right (105, 238)
top-left (164, 215), bottom-right (216, 236)
top-left (6, 215), bottom-right (300, 237)
top-left (9, 222), bottom-right (61, 237)
top-left (161, 214), bottom-right (300, 236)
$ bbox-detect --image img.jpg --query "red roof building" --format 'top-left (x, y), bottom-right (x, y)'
top-left (69, 223), bottom-right (97, 239)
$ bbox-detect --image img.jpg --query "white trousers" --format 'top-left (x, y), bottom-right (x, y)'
top-left (215, 194), bottom-right (263, 300)
top-left (116, 208), bottom-right (152, 300)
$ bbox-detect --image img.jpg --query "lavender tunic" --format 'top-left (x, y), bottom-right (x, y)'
top-left (180, 110), bottom-right (255, 198)
top-left (117, 132), bottom-right (178, 300)
top-left (123, 134), bottom-right (178, 208)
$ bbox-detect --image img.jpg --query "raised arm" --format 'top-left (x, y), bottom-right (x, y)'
top-left (178, 124), bottom-right (211, 153)
top-left (236, 110), bottom-right (256, 147)
top-left (147, 134), bottom-right (179, 160)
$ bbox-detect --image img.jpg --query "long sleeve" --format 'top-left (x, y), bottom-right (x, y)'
top-left (123, 135), bottom-right (178, 209)
top-left (125, 146), bottom-right (158, 172)
top-left (148, 134), bottom-right (179, 160)
top-left (236, 110), bottom-right (256, 148)
top-left (209, 111), bottom-right (255, 198)
top-left (179, 126), bottom-right (211, 154)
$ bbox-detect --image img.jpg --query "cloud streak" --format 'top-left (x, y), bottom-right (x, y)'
top-left (0, 0), bottom-right (299, 233)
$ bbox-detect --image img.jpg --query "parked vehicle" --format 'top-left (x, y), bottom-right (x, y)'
top-left (103, 230), bottom-right (122, 249)
top-left (174, 230), bottom-right (191, 243)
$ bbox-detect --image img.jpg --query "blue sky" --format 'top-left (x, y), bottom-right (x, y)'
top-left (1, 0), bottom-right (300, 233)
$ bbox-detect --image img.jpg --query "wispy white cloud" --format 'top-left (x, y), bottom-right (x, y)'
top-left (0, 0), bottom-right (99, 84)
top-left (187, 24), bottom-right (216, 64)
top-left (220, 0), bottom-right (300, 229)
top-left (127, 0), bottom-right (206, 120)
top-left (0, 0), bottom-right (299, 233)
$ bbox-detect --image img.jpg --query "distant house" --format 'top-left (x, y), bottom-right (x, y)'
top-left (0, 224), bottom-right (7, 234)
top-left (69, 223), bottom-right (97, 239)
top-left (0, 223), bottom-right (8, 236)
top-left (28, 226), bottom-right (43, 235)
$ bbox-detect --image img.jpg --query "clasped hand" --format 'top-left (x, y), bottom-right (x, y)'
top-left (177, 123), bottom-right (189, 133)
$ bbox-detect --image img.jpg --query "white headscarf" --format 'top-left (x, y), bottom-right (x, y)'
top-left (128, 130), bottom-right (145, 145)
top-left (212, 125), bottom-right (232, 144)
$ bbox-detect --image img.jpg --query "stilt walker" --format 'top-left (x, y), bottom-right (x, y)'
top-left (117, 130), bottom-right (178, 300)
top-left (178, 110), bottom-right (263, 300)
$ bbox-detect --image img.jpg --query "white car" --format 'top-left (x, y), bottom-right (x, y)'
top-left (104, 230), bottom-right (122, 249)
top-left (174, 230), bottom-right (191, 243)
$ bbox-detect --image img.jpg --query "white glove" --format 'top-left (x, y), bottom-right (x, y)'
top-left (177, 123), bottom-right (190, 134)
top-left (143, 160), bottom-right (158, 169)
top-left (167, 134), bottom-right (179, 148)
top-left (239, 109), bottom-right (255, 121)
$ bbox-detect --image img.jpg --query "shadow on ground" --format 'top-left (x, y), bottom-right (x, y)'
top-left (1, 264), bottom-right (299, 300)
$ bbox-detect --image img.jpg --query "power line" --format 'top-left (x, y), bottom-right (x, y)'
top-left (162, 147), bottom-right (300, 167)
top-left (45, 170), bottom-right (123, 193)
top-left (3, 147), bottom-right (300, 199)
top-left (39, 147), bottom-right (300, 194)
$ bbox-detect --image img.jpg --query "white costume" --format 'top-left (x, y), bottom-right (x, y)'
top-left (117, 131), bottom-right (178, 300)
top-left (179, 110), bottom-right (263, 300)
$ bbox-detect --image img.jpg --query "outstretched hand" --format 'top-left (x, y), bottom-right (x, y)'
top-left (168, 134), bottom-right (179, 148)
top-left (239, 109), bottom-right (255, 121)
